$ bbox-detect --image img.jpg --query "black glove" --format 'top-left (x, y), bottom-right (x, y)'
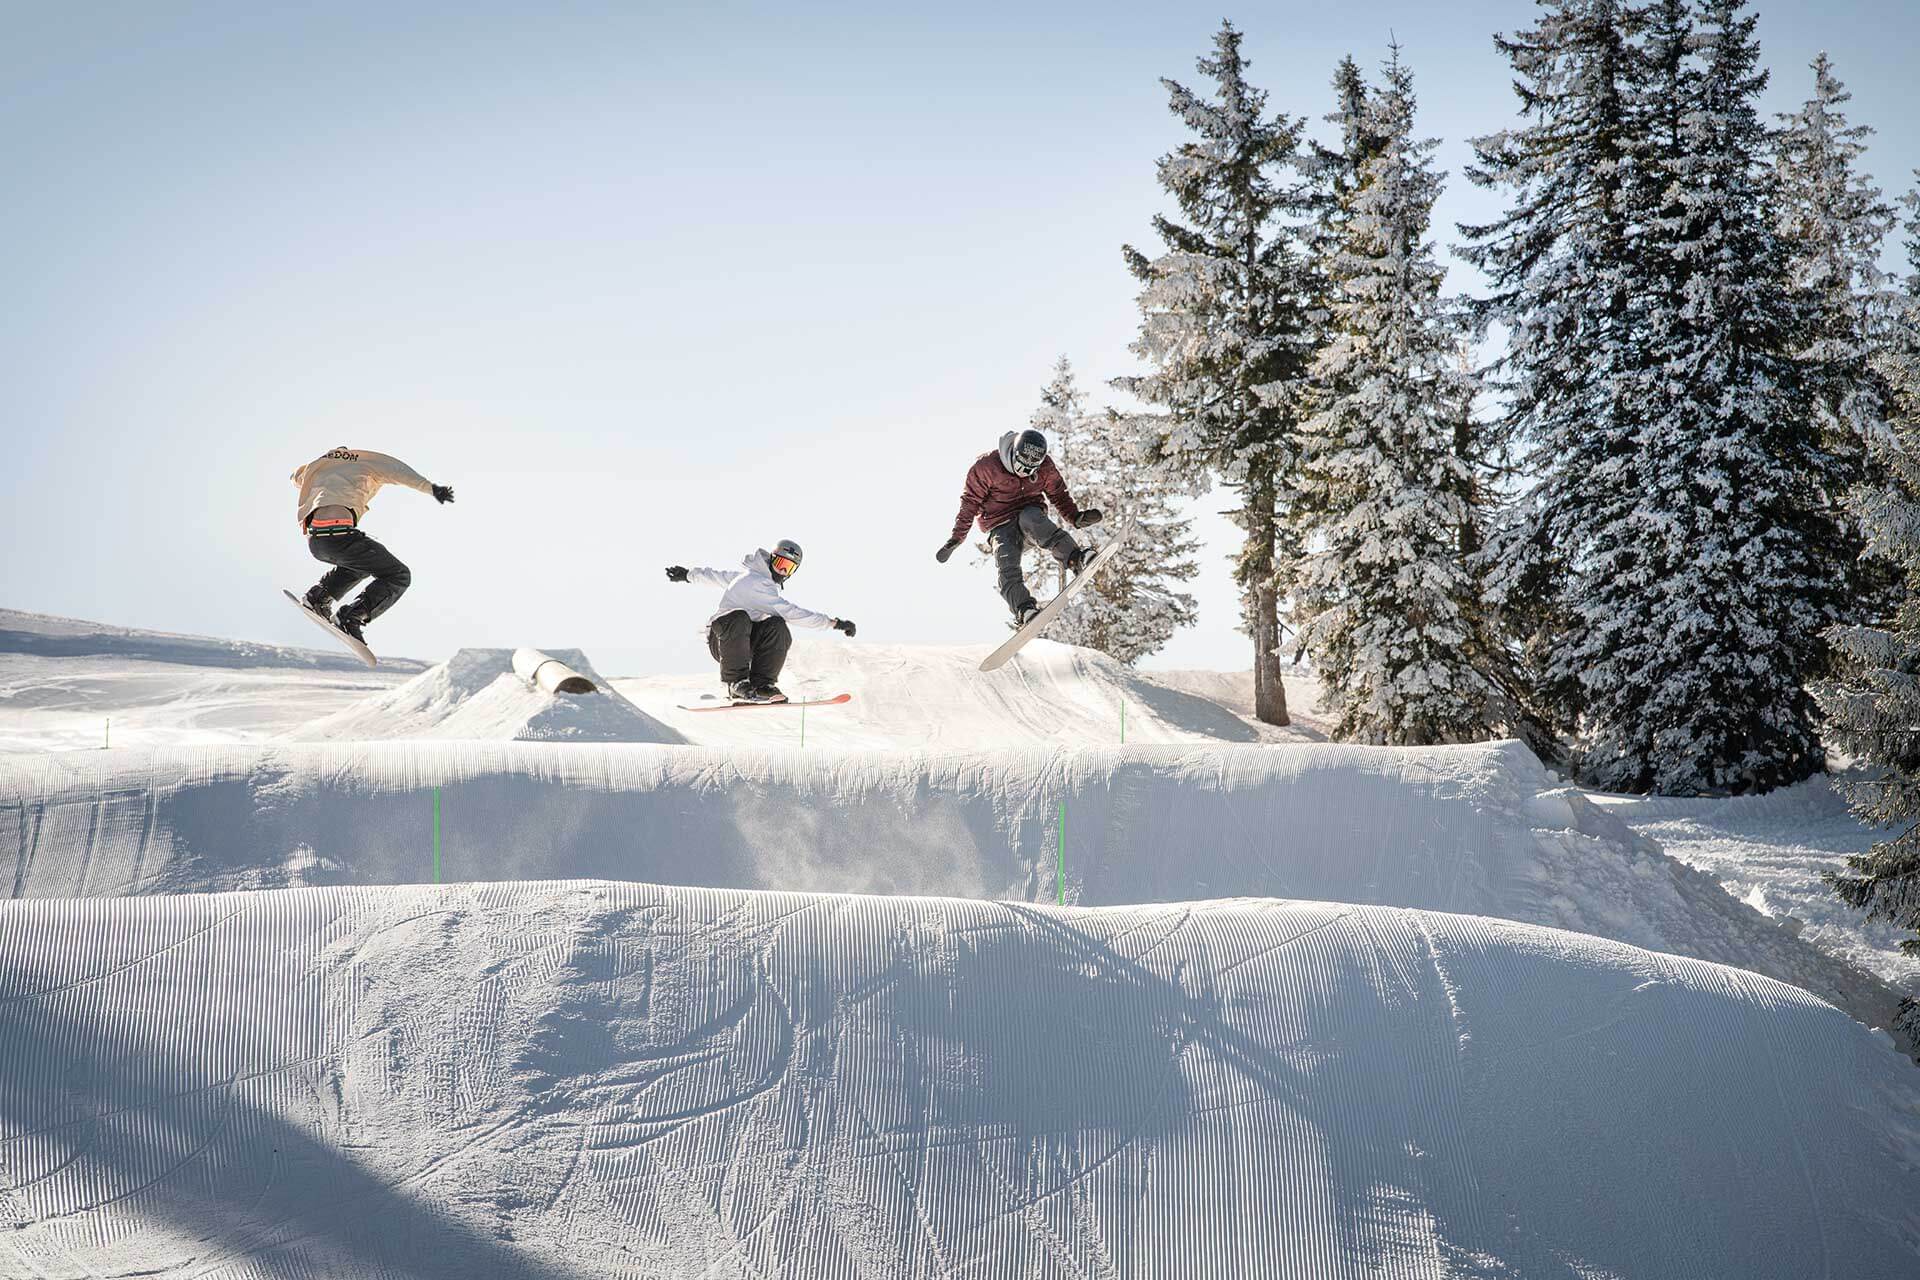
top-left (431, 484), bottom-right (455, 505)
top-left (1074, 508), bottom-right (1102, 528)
top-left (936, 539), bottom-right (960, 564)
top-left (665, 565), bottom-right (689, 583)
top-left (833, 618), bottom-right (857, 637)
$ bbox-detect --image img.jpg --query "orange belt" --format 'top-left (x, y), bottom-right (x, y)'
top-left (307, 515), bottom-right (356, 536)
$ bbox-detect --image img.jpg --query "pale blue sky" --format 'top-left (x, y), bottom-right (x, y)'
top-left (4, 1), bottom-right (1916, 674)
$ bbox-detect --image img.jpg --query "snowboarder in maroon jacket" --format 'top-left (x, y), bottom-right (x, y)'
top-left (937, 428), bottom-right (1101, 625)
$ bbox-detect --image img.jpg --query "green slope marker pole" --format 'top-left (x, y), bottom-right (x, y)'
top-left (1057, 800), bottom-right (1065, 905)
top-left (104, 718), bottom-right (110, 750)
top-left (433, 788), bottom-right (442, 884)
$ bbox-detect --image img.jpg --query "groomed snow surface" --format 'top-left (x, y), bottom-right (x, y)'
top-left (3, 611), bottom-right (1919, 1276)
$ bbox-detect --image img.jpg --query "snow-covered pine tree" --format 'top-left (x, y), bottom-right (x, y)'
top-left (1775, 53), bottom-right (1898, 617)
top-left (1893, 173), bottom-right (1920, 369)
top-left (1017, 358), bottom-right (1200, 664)
top-left (1117, 20), bottom-right (1315, 725)
top-left (1813, 322), bottom-right (1920, 979)
top-left (1292, 48), bottom-right (1507, 745)
top-left (1567, 0), bottom-right (1843, 792)
top-left (1294, 56), bottom-right (1390, 544)
top-left (1776, 53), bottom-right (1895, 452)
top-left (1459, 0), bottom-right (1643, 736)
top-left (1049, 407), bottom-right (1201, 664)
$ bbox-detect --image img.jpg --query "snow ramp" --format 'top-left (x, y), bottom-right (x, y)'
top-left (292, 646), bottom-right (685, 743)
top-left (1, 882), bottom-right (1915, 1278)
top-left (615, 638), bottom-right (1272, 747)
top-left (0, 738), bottom-right (1901, 1033)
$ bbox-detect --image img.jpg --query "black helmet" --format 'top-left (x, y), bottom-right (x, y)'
top-left (768, 538), bottom-right (803, 581)
top-left (1010, 428), bottom-right (1048, 478)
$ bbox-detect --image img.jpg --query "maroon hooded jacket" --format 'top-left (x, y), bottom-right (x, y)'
top-left (948, 433), bottom-right (1081, 543)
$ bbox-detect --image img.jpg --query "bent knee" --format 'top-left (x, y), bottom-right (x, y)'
top-left (388, 562), bottom-right (413, 590)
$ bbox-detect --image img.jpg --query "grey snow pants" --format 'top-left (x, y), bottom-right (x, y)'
top-left (989, 504), bottom-right (1078, 615)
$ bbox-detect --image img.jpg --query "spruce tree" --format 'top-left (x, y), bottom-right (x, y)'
top-left (1775, 52), bottom-right (1895, 454)
top-left (1014, 358), bottom-right (1201, 666)
top-left (1118, 20), bottom-right (1315, 725)
top-left (1292, 49), bottom-right (1507, 744)
top-left (1570, 0), bottom-right (1842, 792)
top-left (1814, 328), bottom-right (1920, 973)
top-left (1776, 53), bottom-right (1898, 621)
top-left (1460, 0), bottom-right (1644, 736)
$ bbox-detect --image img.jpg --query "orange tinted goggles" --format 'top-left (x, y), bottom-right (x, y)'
top-left (770, 554), bottom-right (800, 577)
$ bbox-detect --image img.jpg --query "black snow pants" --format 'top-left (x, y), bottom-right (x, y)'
top-left (989, 504), bottom-right (1079, 615)
top-left (708, 610), bottom-right (792, 684)
top-left (307, 529), bottom-right (412, 624)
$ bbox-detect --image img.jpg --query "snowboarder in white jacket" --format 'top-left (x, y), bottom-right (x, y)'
top-left (291, 446), bottom-right (453, 642)
top-left (665, 539), bottom-right (856, 702)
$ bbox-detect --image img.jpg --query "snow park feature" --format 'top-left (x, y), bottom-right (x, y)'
top-left (293, 647), bottom-right (683, 744)
top-left (3, 611), bottom-right (1920, 1276)
top-left (511, 646), bottom-right (599, 695)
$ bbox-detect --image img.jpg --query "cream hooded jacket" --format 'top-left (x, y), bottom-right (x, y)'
top-left (291, 447), bottom-right (435, 528)
top-left (687, 552), bottom-right (838, 631)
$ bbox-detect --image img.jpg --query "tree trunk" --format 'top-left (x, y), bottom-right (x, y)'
top-left (1246, 476), bottom-right (1291, 727)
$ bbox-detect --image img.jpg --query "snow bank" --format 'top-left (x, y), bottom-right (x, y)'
top-left (1596, 775), bottom-right (1920, 996)
top-left (1, 737), bottom-right (1900, 1033)
top-left (1, 881), bottom-right (1914, 1278)
top-left (293, 647), bottom-right (684, 744)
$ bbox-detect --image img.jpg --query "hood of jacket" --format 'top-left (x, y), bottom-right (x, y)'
top-left (997, 431), bottom-right (1022, 475)
top-left (742, 549), bottom-right (784, 589)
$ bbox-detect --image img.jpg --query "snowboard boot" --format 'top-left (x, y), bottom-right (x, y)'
top-left (302, 585), bottom-right (334, 616)
top-left (1013, 601), bottom-right (1041, 629)
top-left (333, 610), bottom-right (368, 644)
top-left (1063, 545), bottom-right (1088, 576)
top-left (750, 682), bottom-right (788, 703)
top-left (728, 679), bottom-right (773, 703)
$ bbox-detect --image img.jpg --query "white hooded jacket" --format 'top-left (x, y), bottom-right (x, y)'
top-left (687, 552), bottom-right (838, 631)
top-left (291, 447), bottom-right (435, 528)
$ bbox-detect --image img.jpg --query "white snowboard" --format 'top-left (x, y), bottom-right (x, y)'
top-left (283, 589), bottom-right (377, 668)
top-left (979, 516), bottom-right (1135, 673)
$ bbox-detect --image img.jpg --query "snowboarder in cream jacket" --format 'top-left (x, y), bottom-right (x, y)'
top-left (664, 539), bottom-right (855, 703)
top-left (292, 446), bottom-right (453, 642)
top-left (937, 429), bottom-right (1101, 625)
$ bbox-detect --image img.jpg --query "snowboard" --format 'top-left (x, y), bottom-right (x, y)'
top-left (675, 692), bottom-right (853, 713)
top-left (283, 589), bottom-right (378, 668)
top-left (979, 516), bottom-right (1136, 673)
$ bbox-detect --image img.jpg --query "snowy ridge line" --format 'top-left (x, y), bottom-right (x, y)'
top-left (0, 606), bottom-right (431, 673)
top-left (0, 737), bottom-right (1903, 1037)
top-left (0, 881), bottom-right (1915, 1278)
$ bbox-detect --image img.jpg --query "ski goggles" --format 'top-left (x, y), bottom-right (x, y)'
top-left (769, 553), bottom-right (800, 578)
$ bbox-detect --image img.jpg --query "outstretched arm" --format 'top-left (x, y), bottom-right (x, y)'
top-left (765, 595), bottom-right (839, 630)
top-left (684, 566), bottom-right (735, 588)
top-left (361, 451), bottom-right (438, 498)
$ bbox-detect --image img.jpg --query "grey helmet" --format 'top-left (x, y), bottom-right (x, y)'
top-left (768, 538), bottom-right (803, 582)
top-left (1010, 428), bottom-right (1048, 477)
